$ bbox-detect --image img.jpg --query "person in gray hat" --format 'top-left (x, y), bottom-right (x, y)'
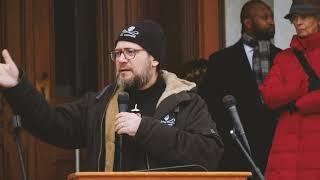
top-left (0, 20), bottom-right (223, 172)
top-left (260, 0), bottom-right (320, 179)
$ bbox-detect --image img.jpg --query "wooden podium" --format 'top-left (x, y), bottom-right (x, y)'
top-left (68, 172), bottom-right (252, 180)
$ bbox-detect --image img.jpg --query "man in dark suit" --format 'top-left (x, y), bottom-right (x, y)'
top-left (199, 0), bottom-right (281, 173)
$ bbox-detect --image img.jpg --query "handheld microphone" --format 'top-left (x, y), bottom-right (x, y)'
top-left (117, 91), bottom-right (129, 171)
top-left (222, 95), bottom-right (251, 155)
top-left (118, 91), bottom-right (129, 112)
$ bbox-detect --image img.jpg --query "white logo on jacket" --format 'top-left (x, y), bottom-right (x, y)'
top-left (160, 114), bottom-right (176, 126)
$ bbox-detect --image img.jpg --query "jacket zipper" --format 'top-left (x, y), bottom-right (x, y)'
top-left (97, 107), bottom-right (107, 171)
top-left (146, 152), bottom-right (150, 170)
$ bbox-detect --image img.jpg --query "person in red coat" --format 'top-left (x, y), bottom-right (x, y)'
top-left (260, 0), bottom-right (320, 179)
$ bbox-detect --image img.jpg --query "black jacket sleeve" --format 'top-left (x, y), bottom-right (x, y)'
top-left (4, 75), bottom-right (87, 149)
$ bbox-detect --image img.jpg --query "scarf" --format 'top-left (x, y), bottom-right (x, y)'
top-left (242, 33), bottom-right (271, 85)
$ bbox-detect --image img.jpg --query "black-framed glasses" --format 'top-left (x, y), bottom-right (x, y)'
top-left (109, 48), bottom-right (145, 62)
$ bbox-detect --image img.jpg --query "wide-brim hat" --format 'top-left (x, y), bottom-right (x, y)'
top-left (285, 0), bottom-right (320, 19)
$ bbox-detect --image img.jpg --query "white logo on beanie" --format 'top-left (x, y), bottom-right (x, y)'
top-left (120, 26), bottom-right (139, 38)
top-left (128, 26), bottom-right (135, 31)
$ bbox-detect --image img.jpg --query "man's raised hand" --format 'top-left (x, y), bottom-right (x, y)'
top-left (0, 49), bottom-right (19, 88)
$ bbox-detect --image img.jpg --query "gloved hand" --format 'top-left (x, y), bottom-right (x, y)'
top-left (308, 77), bottom-right (320, 91)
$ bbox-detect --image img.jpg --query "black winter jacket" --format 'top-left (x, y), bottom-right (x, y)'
top-left (4, 70), bottom-right (223, 171)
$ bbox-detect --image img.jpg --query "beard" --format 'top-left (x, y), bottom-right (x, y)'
top-left (253, 26), bottom-right (275, 41)
top-left (117, 61), bottom-right (153, 90)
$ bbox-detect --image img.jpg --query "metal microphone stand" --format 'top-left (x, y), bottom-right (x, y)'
top-left (12, 115), bottom-right (28, 180)
top-left (230, 129), bottom-right (265, 180)
top-left (237, 129), bottom-right (252, 156)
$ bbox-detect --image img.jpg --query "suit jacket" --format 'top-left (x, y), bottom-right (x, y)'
top-left (198, 40), bottom-right (281, 172)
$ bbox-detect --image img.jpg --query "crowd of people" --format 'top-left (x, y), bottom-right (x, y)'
top-left (1, 0), bottom-right (320, 179)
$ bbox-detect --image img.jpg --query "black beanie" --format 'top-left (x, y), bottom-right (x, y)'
top-left (116, 20), bottom-right (166, 63)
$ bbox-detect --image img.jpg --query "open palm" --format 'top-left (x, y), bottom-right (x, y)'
top-left (0, 49), bottom-right (19, 88)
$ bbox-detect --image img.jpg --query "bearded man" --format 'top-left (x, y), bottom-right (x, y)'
top-left (0, 20), bottom-right (223, 171)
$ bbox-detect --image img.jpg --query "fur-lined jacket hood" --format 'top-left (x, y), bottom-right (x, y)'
top-left (157, 70), bottom-right (196, 106)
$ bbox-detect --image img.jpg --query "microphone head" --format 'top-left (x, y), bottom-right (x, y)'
top-left (118, 91), bottom-right (129, 104)
top-left (222, 95), bottom-right (237, 109)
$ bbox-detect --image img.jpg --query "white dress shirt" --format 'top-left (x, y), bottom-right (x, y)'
top-left (243, 44), bottom-right (254, 69)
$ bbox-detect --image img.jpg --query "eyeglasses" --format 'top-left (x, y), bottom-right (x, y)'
top-left (109, 48), bottom-right (145, 62)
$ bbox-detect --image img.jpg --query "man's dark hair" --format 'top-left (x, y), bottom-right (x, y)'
top-left (240, 0), bottom-right (270, 32)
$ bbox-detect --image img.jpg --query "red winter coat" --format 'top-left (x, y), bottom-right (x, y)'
top-left (260, 32), bottom-right (320, 180)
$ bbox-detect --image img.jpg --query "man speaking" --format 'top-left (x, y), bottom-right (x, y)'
top-left (0, 20), bottom-right (223, 171)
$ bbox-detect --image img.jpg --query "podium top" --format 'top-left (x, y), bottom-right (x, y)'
top-left (68, 172), bottom-right (252, 180)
